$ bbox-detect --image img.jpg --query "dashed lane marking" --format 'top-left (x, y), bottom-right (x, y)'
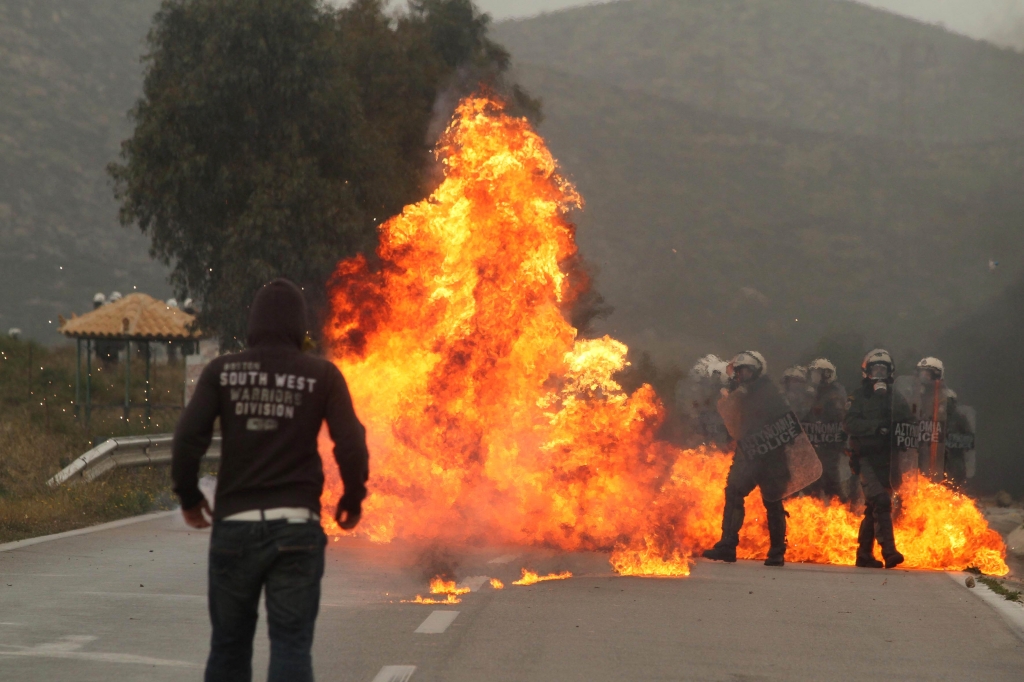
top-left (458, 576), bottom-right (488, 592)
top-left (414, 610), bottom-right (460, 634)
top-left (370, 665), bottom-right (416, 682)
top-left (487, 554), bottom-right (519, 565)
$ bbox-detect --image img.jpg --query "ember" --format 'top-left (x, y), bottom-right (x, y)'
top-left (319, 96), bottom-right (1008, 577)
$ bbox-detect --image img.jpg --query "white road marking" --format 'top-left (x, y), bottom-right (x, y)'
top-left (0, 635), bottom-right (199, 668)
top-left (32, 635), bottom-right (95, 652)
top-left (414, 610), bottom-right (460, 634)
top-left (371, 664), bottom-right (416, 682)
top-left (0, 510), bottom-right (179, 553)
top-left (487, 554), bottom-right (519, 565)
top-left (458, 576), bottom-right (488, 592)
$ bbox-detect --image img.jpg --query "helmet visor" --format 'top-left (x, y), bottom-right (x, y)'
top-left (810, 368), bottom-right (833, 385)
top-left (734, 365), bottom-right (757, 383)
top-left (867, 363), bottom-right (890, 380)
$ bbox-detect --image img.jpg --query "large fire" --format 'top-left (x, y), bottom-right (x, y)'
top-left (320, 97), bottom-right (1008, 578)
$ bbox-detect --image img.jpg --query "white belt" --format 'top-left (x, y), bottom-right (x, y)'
top-left (223, 507), bottom-right (319, 523)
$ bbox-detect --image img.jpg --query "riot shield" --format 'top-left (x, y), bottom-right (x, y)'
top-left (678, 379), bottom-right (729, 447)
top-left (893, 376), bottom-right (948, 482)
top-left (784, 382), bottom-right (814, 420)
top-left (800, 382), bottom-right (847, 452)
top-left (945, 404), bottom-right (976, 484)
top-left (961, 406), bottom-right (977, 480)
top-left (889, 390), bottom-right (918, 489)
top-left (718, 380), bottom-right (823, 502)
top-left (718, 387), bottom-right (745, 442)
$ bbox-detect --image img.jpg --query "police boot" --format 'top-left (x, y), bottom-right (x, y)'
top-left (871, 494), bottom-right (905, 569)
top-left (855, 503), bottom-right (883, 568)
top-left (764, 501), bottom-right (787, 567)
top-left (702, 492), bottom-right (744, 562)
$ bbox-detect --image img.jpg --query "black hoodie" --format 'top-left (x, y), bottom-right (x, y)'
top-left (172, 279), bottom-right (369, 520)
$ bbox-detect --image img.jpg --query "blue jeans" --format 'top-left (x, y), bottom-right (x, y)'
top-left (205, 519), bottom-right (326, 682)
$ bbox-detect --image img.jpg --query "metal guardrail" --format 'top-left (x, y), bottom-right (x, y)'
top-left (47, 434), bottom-right (221, 487)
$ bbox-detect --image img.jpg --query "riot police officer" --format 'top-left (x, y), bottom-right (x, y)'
top-left (679, 355), bottom-right (730, 448)
top-left (844, 349), bottom-right (912, 569)
top-left (802, 359), bottom-right (848, 501)
top-left (782, 365), bottom-right (813, 418)
top-left (702, 352), bottom-right (791, 567)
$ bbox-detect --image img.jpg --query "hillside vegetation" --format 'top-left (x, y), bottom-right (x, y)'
top-left (0, 0), bottom-right (168, 341)
top-left (493, 0), bottom-right (1024, 142)
top-left (2, 0), bottom-right (1023, 385)
top-left (0, 335), bottom-right (186, 541)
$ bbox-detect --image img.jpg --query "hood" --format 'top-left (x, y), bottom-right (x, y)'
top-left (246, 279), bottom-right (307, 348)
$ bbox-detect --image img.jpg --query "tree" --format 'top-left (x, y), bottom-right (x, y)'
top-left (110, 0), bottom-right (537, 346)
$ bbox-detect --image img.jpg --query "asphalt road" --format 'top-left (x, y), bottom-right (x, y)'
top-left (1, 512), bottom-right (1022, 682)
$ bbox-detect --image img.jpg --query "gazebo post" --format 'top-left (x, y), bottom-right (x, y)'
top-left (124, 338), bottom-right (131, 422)
top-left (74, 338), bottom-right (81, 419)
top-left (85, 339), bottom-right (92, 427)
top-left (145, 342), bottom-right (152, 427)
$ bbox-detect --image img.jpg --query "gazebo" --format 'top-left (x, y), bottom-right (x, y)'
top-left (59, 293), bottom-right (202, 425)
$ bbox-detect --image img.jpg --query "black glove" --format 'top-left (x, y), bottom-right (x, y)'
top-left (848, 454), bottom-right (861, 475)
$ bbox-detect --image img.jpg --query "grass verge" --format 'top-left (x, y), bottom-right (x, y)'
top-left (1, 337), bottom-right (191, 543)
top-left (978, 576), bottom-right (1024, 604)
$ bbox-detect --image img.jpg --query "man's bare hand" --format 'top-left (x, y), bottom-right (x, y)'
top-left (182, 499), bottom-right (212, 529)
top-left (335, 507), bottom-right (361, 531)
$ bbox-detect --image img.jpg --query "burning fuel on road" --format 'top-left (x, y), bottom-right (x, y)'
top-left (318, 96), bottom-right (1008, 578)
top-left (512, 569), bottom-right (573, 586)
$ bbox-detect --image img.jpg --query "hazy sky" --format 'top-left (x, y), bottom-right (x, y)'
top-left (473, 0), bottom-right (1024, 47)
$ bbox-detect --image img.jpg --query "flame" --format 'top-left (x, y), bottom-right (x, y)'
top-left (512, 569), bottom-right (573, 586)
top-left (490, 578), bottom-right (505, 590)
top-left (403, 594), bottom-right (461, 605)
top-left (402, 576), bottom-right (470, 604)
top-left (320, 96), bottom-right (1008, 578)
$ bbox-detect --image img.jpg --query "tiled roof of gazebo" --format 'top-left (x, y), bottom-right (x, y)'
top-left (59, 293), bottom-right (201, 340)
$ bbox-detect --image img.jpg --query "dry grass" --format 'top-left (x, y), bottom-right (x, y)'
top-left (0, 409), bottom-right (178, 543)
top-left (0, 337), bottom-right (189, 543)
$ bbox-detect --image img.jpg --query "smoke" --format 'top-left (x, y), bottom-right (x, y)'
top-left (415, 546), bottom-right (461, 582)
top-left (938, 273), bottom-right (1024, 496)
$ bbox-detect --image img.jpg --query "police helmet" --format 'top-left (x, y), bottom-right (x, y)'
top-left (808, 358), bottom-right (837, 384)
top-left (861, 349), bottom-right (894, 381)
top-left (727, 351), bottom-right (766, 381)
top-left (916, 357), bottom-right (944, 380)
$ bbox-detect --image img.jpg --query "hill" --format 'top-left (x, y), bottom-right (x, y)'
top-left (2, 0), bottom-right (1023, 383)
top-left (493, 0), bottom-right (1024, 142)
top-left (515, 64), bottom-right (1024, 367)
top-left (0, 0), bottom-right (168, 341)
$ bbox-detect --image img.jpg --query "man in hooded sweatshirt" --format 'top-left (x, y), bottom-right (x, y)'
top-left (172, 278), bottom-right (369, 682)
